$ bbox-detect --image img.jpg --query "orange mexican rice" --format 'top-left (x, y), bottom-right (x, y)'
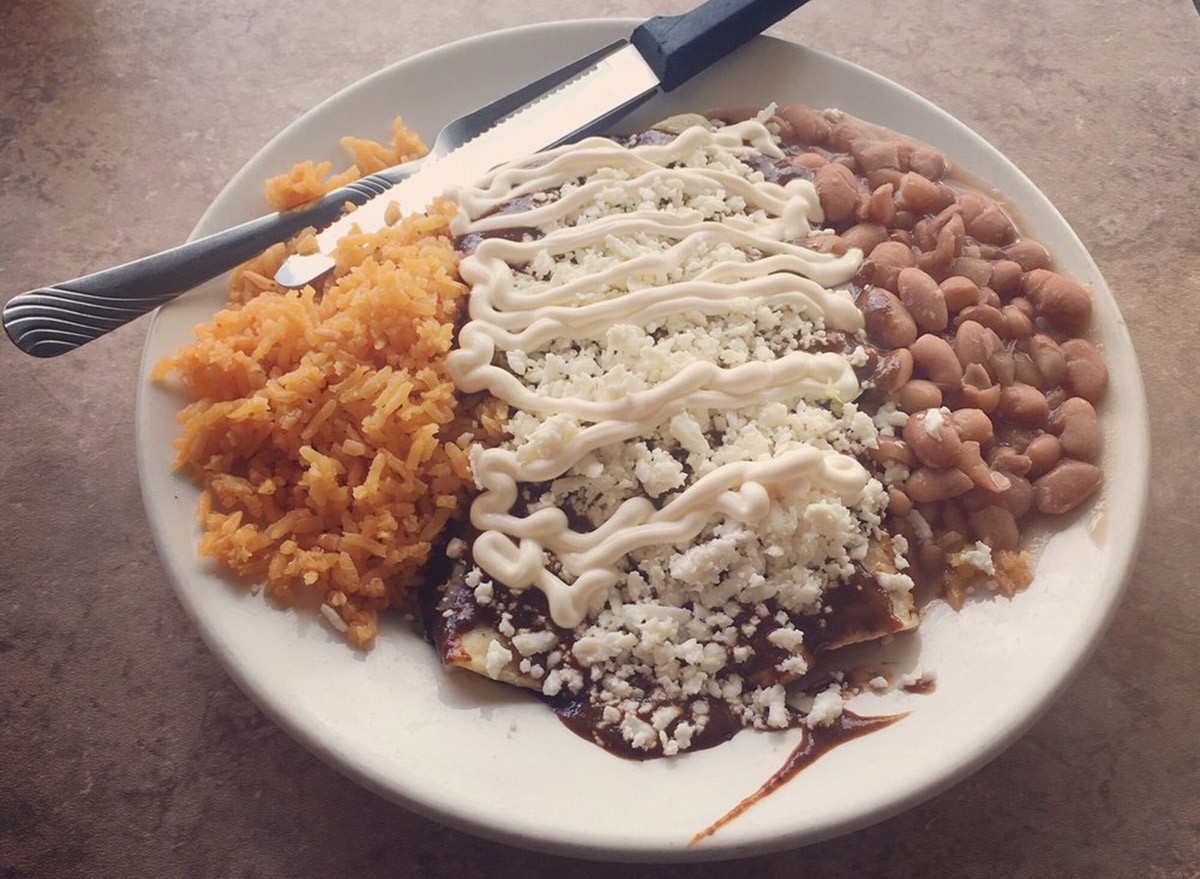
top-left (153, 119), bottom-right (473, 648)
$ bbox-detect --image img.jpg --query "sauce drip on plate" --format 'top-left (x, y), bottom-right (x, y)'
top-left (689, 710), bottom-right (905, 846)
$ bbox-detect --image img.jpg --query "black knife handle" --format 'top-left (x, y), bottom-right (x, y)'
top-left (632, 0), bottom-right (813, 92)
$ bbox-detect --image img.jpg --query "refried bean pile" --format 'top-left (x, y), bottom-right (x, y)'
top-left (772, 104), bottom-right (1107, 604)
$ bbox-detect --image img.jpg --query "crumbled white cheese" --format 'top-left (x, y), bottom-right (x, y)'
top-left (958, 540), bottom-right (996, 575)
top-left (878, 571), bottom-right (915, 593)
top-left (472, 578), bottom-right (493, 605)
top-left (899, 669), bottom-right (937, 689)
top-left (805, 685), bottom-right (846, 728)
top-left (484, 640), bottom-right (513, 680)
top-left (497, 612), bottom-right (515, 638)
top-left (766, 626), bottom-right (805, 652)
top-left (511, 630), bottom-right (558, 657)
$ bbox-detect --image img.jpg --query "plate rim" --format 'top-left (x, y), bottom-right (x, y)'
top-left (135, 18), bottom-right (1151, 862)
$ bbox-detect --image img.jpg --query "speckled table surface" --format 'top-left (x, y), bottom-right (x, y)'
top-left (2, 0), bottom-right (1198, 876)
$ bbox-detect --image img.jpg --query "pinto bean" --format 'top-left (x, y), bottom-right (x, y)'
top-left (962, 362), bottom-right (990, 390)
top-left (896, 172), bottom-right (946, 213)
top-left (1024, 433), bottom-right (1063, 478)
top-left (993, 474), bottom-right (1035, 519)
top-left (937, 214), bottom-right (966, 257)
top-left (951, 256), bottom-right (994, 288)
top-left (850, 138), bottom-right (904, 174)
top-left (1050, 397), bottom-right (1101, 461)
top-left (870, 435), bottom-right (916, 467)
top-left (969, 505), bottom-right (1020, 550)
top-left (1013, 352), bottom-right (1042, 387)
top-left (829, 120), bottom-right (869, 152)
top-left (867, 169), bottom-right (903, 191)
top-left (1061, 338), bottom-right (1109, 402)
top-left (790, 152), bottom-right (828, 170)
top-left (859, 183), bottom-right (896, 225)
top-left (1003, 304), bottom-right (1033, 338)
top-left (966, 475), bottom-right (1034, 518)
top-left (950, 408), bottom-right (994, 443)
top-left (897, 379), bottom-right (943, 413)
top-left (954, 320), bottom-right (1004, 375)
top-left (869, 241), bottom-right (917, 291)
top-left (998, 383), bottom-right (1050, 426)
top-left (940, 276), bottom-right (981, 312)
top-left (1022, 269), bottom-right (1093, 334)
top-left (918, 214), bottom-right (964, 277)
top-left (915, 251), bottom-right (945, 279)
top-left (991, 346), bottom-right (1017, 386)
top-left (989, 260), bottom-right (1023, 298)
top-left (861, 288), bottom-right (918, 348)
top-left (903, 408), bottom-right (963, 468)
top-left (960, 383), bottom-right (1000, 413)
top-left (913, 217), bottom-right (939, 252)
top-left (1003, 239), bottom-right (1051, 271)
top-left (1034, 460), bottom-right (1102, 514)
top-left (1009, 297), bottom-right (1036, 319)
top-left (960, 362), bottom-right (1001, 412)
top-left (957, 304), bottom-right (1009, 338)
top-left (814, 162), bottom-right (860, 223)
top-left (873, 348), bottom-right (914, 394)
top-left (842, 222), bottom-right (889, 255)
top-left (996, 424), bottom-right (1040, 453)
top-left (958, 192), bottom-right (1017, 246)
top-left (888, 487), bottom-right (914, 515)
top-left (897, 267), bottom-right (949, 332)
top-left (978, 287), bottom-right (1002, 309)
top-left (1045, 386), bottom-right (1070, 410)
top-left (990, 448), bottom-right (1033, 477)
top-left (906, 466), bottom-right (975, 502)
top-left (807, 234), bottom-right (849, 255)
top-left (1029, 334), bottom-right (1067, 386)
top-left (777, 104), bottom-right (830, 146)
top-left (958, 441), bottom-right (1011, 492)
top-left (910, 333), bottom-right (963, 387)
top-left (905, 144), bottom-right (947, 180)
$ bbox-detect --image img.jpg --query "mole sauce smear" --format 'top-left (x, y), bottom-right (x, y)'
top-left (690, 710), bottom-right (903, 846)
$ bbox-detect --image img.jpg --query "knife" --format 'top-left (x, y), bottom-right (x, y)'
top-left (3, 0), bottom-right (811, 358)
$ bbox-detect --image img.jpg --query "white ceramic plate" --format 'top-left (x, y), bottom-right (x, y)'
top-left (136, 19), bottom-right (1149, 862)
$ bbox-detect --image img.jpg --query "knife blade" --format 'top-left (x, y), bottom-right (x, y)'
top-left (275, 0), bottom-right (812, 288)
top-left (274, 41), bottom-right (661, 288)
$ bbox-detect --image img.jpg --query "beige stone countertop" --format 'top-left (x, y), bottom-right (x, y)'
top-left (2, 0), bottom-right (1198, 875)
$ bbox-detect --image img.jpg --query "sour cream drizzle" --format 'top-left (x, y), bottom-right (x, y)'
top-left (446, 120), bottom-right (868, 628)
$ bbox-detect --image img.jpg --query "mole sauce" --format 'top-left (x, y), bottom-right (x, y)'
top-left (689, 710), bottom-right (903, 846)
